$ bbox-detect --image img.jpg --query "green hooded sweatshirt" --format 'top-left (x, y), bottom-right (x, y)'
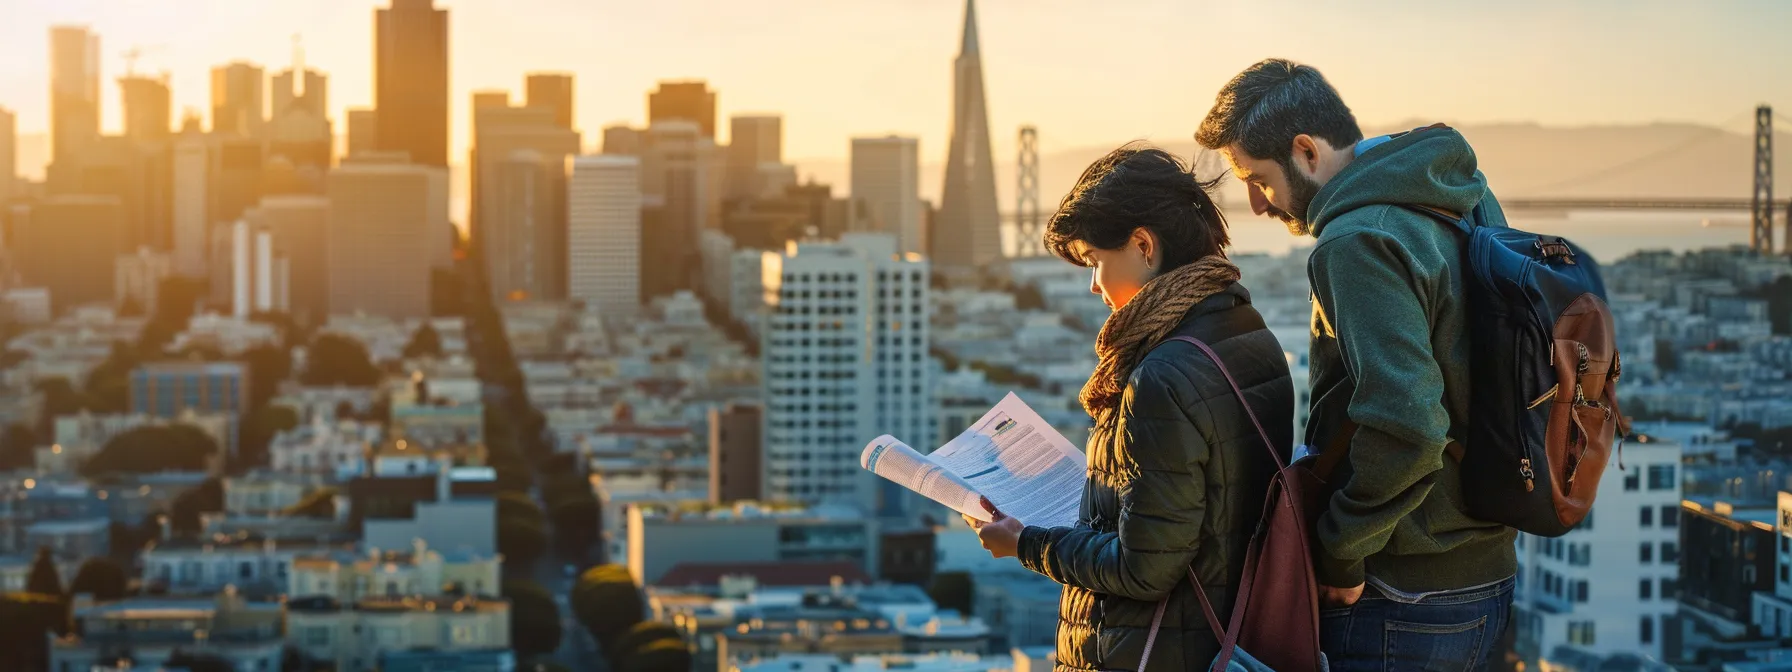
top-left (1303, 125), bottom-right (1517, 593)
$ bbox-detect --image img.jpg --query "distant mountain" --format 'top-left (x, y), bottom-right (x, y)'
top-left (791, 121), bottom-right (1792, 213)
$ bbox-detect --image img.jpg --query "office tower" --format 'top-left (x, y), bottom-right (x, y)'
top-left (762, 233), bottom-right (932, 515)
top-left (115, 247), bottom-right (172, 314)
top-left (119, 75), bottom-right (172, 144)
top-left (647, 81), bottom-right (716, 138)
top-left (16, 196), bottom-right (126, 313)
top-left (210, 62), bottom-right (266, 137)
top-left (567, 155), bottom-right (642, 316)
top-left (471, 95), bottom-right (581, 302)
top-left (709, 402), bottom-right (764, 504)
top-left (0, 107), bottom-right (14, 203)
top-left (269, 66), bottom-right (332, 169)
top-left (172, 120), bottom-right (210, 277)
top-left (60, 136), bottom-right (163, 252)
top-left (934, 0), bottom-right (1003, 278)
top-left (727, 115), bottom-right (783, 201)
top-left (602, 125), bottom-right (643, 156)
top-left (129, 362), bottom-right (250, 457)
top-left (472, 90), bottom-right (509, 111)
top-left (246, 196), bottom-right (328, 325)
top-left (345, 109), bottom-right (378, 158)
top-left (375, 0), bottom-right (450, 167)
top-left (326, 160), bottom-right (443, 319)
top-left (211, 136), bottom-right (264, 230)
top-left (1513, 436), bottom-right (1680, 662)
top-left (49, 26), bottom-right (101, 167)
top-left (638, 121), bottom-right (717, 301)
top-left (525, 73), bottom-right (575, 130)
top-left (227, 219), bottom-right (288, 317)
top-left (851, 136), bottom-right (923, 256)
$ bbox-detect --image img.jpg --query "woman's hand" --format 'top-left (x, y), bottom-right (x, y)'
top-left (962, 496), bottom-right (1024, 559)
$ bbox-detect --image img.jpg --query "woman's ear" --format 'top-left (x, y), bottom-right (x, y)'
top-left (1131, 227), bottom-right (1160, 271)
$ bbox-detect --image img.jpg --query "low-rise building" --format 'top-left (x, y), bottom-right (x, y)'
top-left (734, 652), bottom-right (1013, 672)
top-left (25, 518), bottom-right (109, 561)
top-left (269, 418), bottom-right (382, 479)
top-left (140, 538), bottom-right (320, 598)
top-left (286, 594), bottom-right (511, 672)
top-left (352, 465), bottom-right (499, 557)
top-left (288, 541), bottom-right (501, 602)
top-left (973, 572), bottom-right (1062, 652)
top-left (628, 501), bottom-right (878, 586)
top-left (224, 470), bottom-right (335, 517)
top-left (50, 593), bottom-right (285, 672)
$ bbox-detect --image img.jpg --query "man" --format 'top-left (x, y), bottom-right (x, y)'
top-left (1195, 59), bottom-right (1516, 671)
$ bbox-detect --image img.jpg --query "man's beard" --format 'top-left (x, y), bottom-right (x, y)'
top-left (1266, 166), bottom-right (1323, 237)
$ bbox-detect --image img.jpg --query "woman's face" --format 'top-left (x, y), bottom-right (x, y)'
top-left (1068, 228), bottom-right (1160, 311)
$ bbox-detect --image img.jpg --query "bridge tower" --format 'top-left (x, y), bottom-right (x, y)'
top-left (1753, 105), bottom-right (1774, 254)
top-left (1016, 126), bottom-right (1041, 256)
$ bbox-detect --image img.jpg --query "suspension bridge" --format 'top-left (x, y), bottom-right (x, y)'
top-left (1004, 106), bottom-right (1792, 256)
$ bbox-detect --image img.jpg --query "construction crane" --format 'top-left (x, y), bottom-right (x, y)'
top-left (120, 44), bottom-right (166, 77)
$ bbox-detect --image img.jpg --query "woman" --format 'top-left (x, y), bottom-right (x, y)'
top-left (968, 144), bottom-right (1294, 671)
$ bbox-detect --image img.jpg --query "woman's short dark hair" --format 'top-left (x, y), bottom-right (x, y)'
top-left (1043, 143), bottom-right (1230, 270)
top-left (1194, 58), bottom-right (1364, 166)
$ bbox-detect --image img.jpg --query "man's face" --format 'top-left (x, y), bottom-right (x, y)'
top-left (1221, 144), bottom-right (1323, 237)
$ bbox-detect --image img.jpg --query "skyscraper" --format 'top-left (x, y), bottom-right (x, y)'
top-left (270, 66), bottom-right (332, 169)
top-left (648, 81), bottom-right (717, 138)
top-left (638, 121), bottom-right (717, 300)
top-left (727, 115), bottom-right (783, 201)
top-left (568, 155), bottom-right (642, 316)
top-left (851, 136), bottom-right (923, 256)
top-left (375, 0), bottom-right (450, 167)
top-left (345, 109), bottom-right (378, 158)
top-left (172, 122), bottom-right (210, 277)
top-left (229, 218), bottom-right (288, 317)
top-left (934, 0), bottom-right (1002, 278)
top-left (326, 160), bottom-right (444, 319)
top-left (119, 75), bottom-right (172, 144)
top-left (246, 195), bottom-right (328, 325)
top-left (526, 73), bottom-right (575, 130)
top-left (602, 125), bottom-right (643, 156)
top-left (709, 402), bottom-right (764, 504)
top-left (762, 233), bottom-right (932, 515)
top-left (210, 62), bottom-right (266, 137)
top-left (0, 107), bottom-right (14, 203)
top-left (49, 26), bottom-right (101, 167)
top-left (16, 195), bottom-right (126, 313)
top-left (471, 96), bottom-right (580, 302)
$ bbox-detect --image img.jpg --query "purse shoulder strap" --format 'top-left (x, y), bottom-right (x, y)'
top-left (1135, 335), bottom-right (1278, 671)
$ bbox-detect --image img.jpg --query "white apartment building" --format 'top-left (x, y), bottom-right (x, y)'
top-left (731, 246), bottom-right (783, 338)
top-left (1752, 491), bottom-right (1792, 637)
top-left (568, 154), bottom-right (642, 317)
top-left (287, 594), bottom-right (510, 672)
top-left (762, 233), bottom-right (931, 516)
top-left (850, 136), bottom-right (923, 256)
top-left (1514, 435), bottom-right (1683, 663)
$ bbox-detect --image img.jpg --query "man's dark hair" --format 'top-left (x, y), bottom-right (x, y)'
top-left (1195, 59), bottom-right (1363, 167)
top-left (1043, 143), bottom-right (1229, 270)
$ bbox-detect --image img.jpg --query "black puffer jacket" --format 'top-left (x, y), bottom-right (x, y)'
top-left (1017, 283), bottom-right (1294, 672)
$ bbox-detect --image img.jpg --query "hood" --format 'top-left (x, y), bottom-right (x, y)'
top-left (1308, 125), bottom-right (1488, 238)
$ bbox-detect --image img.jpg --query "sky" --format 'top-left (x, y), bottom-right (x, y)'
top-left (2, 0), bottom-right (1790, 169)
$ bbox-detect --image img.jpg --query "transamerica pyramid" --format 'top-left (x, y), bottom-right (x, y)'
top-left (933, 0), bottom-right (1003, 280)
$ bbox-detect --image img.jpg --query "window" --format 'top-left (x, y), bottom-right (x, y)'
top-left (1640, 579), bottom-right (1653, 600)
top-left (1661, 506), bottom-right (1680, 528)
top-left (1640, 543), bottom-right (1653, 564)
top-left (1625, 470), bottom-right (1640, 491)
top-left (1641, 615), bottom-right (1655, 644)
top-left (1576, 580), bottom-right (1589, 603)
top-left (1567, 621), bottom-right (1597, 645)
top-left (1661, 578), bottom-right (1678, 599)
top-left (1661, 542), bottom-right (1679, 563)
top-left (1641, 506), bottom-right (1654, 528)
top-left (1648, 464), bottom-right (1676, 491)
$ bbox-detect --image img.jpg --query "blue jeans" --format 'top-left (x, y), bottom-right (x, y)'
top-left (1319, 576), bottom-right (1514, 672)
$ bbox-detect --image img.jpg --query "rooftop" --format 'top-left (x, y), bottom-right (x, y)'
top-left (656, 561), bottom-right (874, 589)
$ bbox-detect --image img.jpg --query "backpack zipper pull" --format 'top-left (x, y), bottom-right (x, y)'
top-left (1520, 458), bottom-right (1536, 492)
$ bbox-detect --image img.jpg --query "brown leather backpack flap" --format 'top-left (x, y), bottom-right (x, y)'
top-left (1545, 294), bottom-right (1620, 528)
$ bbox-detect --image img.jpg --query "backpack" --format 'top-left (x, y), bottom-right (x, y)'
top-left (1135, 336), bottom-right (1327, 672)
top-left (1408, 205), bottom-right (1628, 538)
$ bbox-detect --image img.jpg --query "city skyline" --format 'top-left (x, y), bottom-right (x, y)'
top-left (2, 0), bottom-right (1789, 176)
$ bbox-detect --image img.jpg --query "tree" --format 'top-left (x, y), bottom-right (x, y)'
top-left (35, 377), bottom-right (91, 433)
top-left (549, 492), bottom-right (601, 560)
top-left (1654, 338), bottom-right (1678, 375)
top-left (68, 557), bottom-right (128, 601)
top-left (498, 515), bottom-right (548, 568)
top-left (26, 546), bottom-right (61, 595)
top-left (0, 593), bottom-right (62, 670)
top-left (240, 344), bottom-right (293, 409)
top-left (502, 578), bottom-right (563, 659)
top-left (0, 423), bottom-right (37, 470)
top-left (403, 323), bottom-right (445, 360)
top-left (300, 334), bottom-right (382, 387)
top-left (616, 635), bottom-right (692, 672)
top-left (83, 341), bottom-right (140, 413)
top-left (607, 621), bottom-right (683, 668)
top-left (497, 491), bottom-right (545, 525)
top-left (236, 404), bottom-right (300, 470)
top-left (169, 477), bottom-right (224, 538)
top-left (572, 564), bottom-right (645, 648)
top-left (927, 571), bottom-right (975, 616)
top-left (80, 424), bottom-right (218, 477)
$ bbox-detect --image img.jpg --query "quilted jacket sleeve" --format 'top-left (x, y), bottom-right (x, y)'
top-left (1016, 358), bottom-right (1211, 602)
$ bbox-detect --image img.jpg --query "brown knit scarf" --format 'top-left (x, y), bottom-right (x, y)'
top-left (1080, 255), bottom-right (1241, 421)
